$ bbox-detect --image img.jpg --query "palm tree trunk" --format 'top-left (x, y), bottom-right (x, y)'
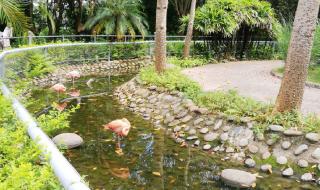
top-left (155, 0), bottom-right (169, 73)
top-left (183, 0), bottom-right (197, 59)
top-left (274, 0), bottom-right (320, 113)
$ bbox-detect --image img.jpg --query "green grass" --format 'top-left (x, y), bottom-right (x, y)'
top-left (168, 56), bottom-right (213, 68)
top-left (0, 95), bottom-right (63, 189)
top-left (275, 65), bottom-right (320, 84)
top-left (139, 65), bottom-right (320, 133)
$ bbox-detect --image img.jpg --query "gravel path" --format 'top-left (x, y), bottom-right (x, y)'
top-left (182, 60), bottom-right (320, 115)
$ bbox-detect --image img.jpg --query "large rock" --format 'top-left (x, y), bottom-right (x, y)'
top-left (306, 133), bottom-right (320, 143)
top-left (268, 125), bottom-right (284, 132)
top-left (52, 133), bottom-right (84, 149)
top-left (294, 144), bottom-right (308, 156)
top-left (221, 169), bottom-right (256, 188)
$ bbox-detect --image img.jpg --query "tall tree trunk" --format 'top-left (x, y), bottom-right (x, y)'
top-left (183, 0), bottom-right (197, 59)
top-left (155, 0), bottom-right (169, 73)
top-left (274, 0), bottom-right (320, 113)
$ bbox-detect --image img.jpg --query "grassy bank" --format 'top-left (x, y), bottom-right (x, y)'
top-left (275, 65), bottom-right (320, 84)
top-left (139, 66), bottom-right (320, 133)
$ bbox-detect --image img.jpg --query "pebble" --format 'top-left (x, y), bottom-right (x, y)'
top-left (301, 173), bottom-right (313, 182)
top-left (194, 118), bottom-right (204, 125)
top-left (260, 164), bottom-right (272, 173)
top-left (311, 148), bottom-right (320, 159)
top-left (268, 125), bottom-right (284, 132)
top-left (193, 140), bottom-right (200, 146)
top-left (188, 128), bottom-right (197, 135)
top-left (276, 156), bottom-right (288, 165)
top-left (205, 120), bottom-right (214, 126)
top-left (221, 169), bottom-right (256, 188)
top-left (297, 159), bottom-right (309, 168)
top-left (305, 133), bottom-right (320, 143)
top-left (262, 151), bottom-right (271, 160)
top-left (248, 144), bottom-right (259, 154)
top-left (213, 120), bottom-right (223, 130)
top-left (204, 132), bottom-right (218, 142)
top-left (175, 110), bottom-right (188, 119)
top-left (173, 126), bottom-right (182, 132)
top-left (266, 138), bottom-right (277, 146)
top-left (203, 144), bottom-right (211, 150)
top-left (222, 125), bottom-right (231, 132)
top-left (220, 133), bottom-right (229, 142)
top-left (282, 168), bottom-right (294, 177)
top-left (199, 127), bottom-right (209, 134)
top-left (186, 136), bottom-right (198, 140)
top-left (225, 147), bottom-right (235, 153)
top-left (244, 158), bottom-right (256, 168)
top-left (181, 115), bottom-right (193, 123)
top-left (281, 141), bottom-right (291, 150)
top-left (283, 129), bottom-right (303, 136)
top-left (238, 139), bottom-right (249, 147)
top-left (256, 133), bottom-right (265, 141)
top-left (294, 144), bottom-right (308, 156)
top-left (168, 120), bottom-right (181, 127)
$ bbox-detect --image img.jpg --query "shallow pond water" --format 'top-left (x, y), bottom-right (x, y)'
top-left (30, 75), bottom-right (319, 190)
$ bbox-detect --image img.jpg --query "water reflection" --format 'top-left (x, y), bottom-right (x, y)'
top-left (30, 75), bottom-right (319, 190)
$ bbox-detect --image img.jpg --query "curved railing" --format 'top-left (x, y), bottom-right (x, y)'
top-left (0, 38), bottom-right (186, 190)
top-left (0, 35), bottom-right (277, 189)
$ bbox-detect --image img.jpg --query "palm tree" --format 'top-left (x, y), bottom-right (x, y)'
top-left (84, 0), bottom-right (148, 39)
top-left (274, 0), bottom-right (320, 113)
top-left (183, 0), bottom-right (196, 59)
top-left (0, 0), bottom-right (29, 33)
top-left (37, 1), bottom-right (56, 35)
top-left (155, 0), bottom-right (168, 73)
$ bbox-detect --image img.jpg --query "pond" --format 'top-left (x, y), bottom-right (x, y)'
top-left (30, 75), bottom-right (318, 190)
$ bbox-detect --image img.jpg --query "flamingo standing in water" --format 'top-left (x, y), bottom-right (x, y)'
top-left (66, 70), bottom-right (81, 87)
top-left (103, 118), bottom-right (131, 155)
top-left (51, 83), bottom-right (66, 99)
top-left (51, 83), bottom-right (67, 111)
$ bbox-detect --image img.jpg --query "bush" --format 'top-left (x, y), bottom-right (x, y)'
top-left (168, 57), bottom-right (208, 68)
top-left (25, 52), bottom-right (55, 78)
top-left (276, 24), bottom-right (320, 63)
top-left (0, 95), bottom-right (62, 189)
top-left (139, 66), bottom-right (201, 99)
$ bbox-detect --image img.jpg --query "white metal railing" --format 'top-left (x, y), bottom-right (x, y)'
top-left (0, 40), bottom-right (182, 190)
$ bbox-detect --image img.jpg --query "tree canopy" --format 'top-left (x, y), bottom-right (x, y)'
top-left (181, 0), bottom-right (279, 37)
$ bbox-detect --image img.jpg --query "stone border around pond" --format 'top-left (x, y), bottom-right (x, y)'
top-left (33, 57), bottom-right (152, 87)
top-left (114, 77), bottom-right (320, 188)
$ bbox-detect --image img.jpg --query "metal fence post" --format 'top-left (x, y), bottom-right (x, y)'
top-left (28, 32), bottom-right (33, 46)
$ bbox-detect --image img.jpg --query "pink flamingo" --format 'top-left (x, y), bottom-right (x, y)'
top-left (66, 70), bottom-right (81, 87)
top-left (51, 83), bottom-right (66, 100)
top-left (103, 118), bottom-right (131, 155)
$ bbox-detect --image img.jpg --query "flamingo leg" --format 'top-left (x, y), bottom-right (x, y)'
top-left (115, 135), bottom-right (123, 156)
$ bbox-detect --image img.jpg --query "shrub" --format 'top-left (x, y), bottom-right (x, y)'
top-left (168, 57), bottom-right (208, 68)
top-left (276, 24), bottom-right (320, 63)
top-left (0, 95), bottom-right (62, 189)
top-left (139, 66), bottom-right (201, 99)
top-left (24, 52), bottom-right (55, 78)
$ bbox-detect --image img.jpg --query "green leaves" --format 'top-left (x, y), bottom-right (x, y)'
top-left (181, 0), bottom-right (278, 37)
top-left (85, 0), bottom-right (148, 39)
top-left (0, 95), bottom-right (62, 189)
top-left (0, 0), bottom-right (29, 33)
